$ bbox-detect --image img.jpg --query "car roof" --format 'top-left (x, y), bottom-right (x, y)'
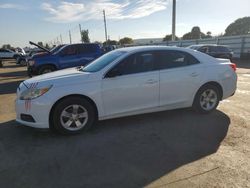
top-left (115, 46), bottom-right (194, 53)
top-left (189, 44), bottom-right (229, 47)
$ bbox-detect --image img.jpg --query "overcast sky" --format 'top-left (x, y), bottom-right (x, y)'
top-left (0, 0), bottom-right (250, 47)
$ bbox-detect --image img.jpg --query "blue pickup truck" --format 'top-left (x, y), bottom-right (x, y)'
top-left (27, 42), bottom-right (103, 76)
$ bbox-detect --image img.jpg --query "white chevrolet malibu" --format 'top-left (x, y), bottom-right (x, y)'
top-left (16, 46), bottom-right (237, 134)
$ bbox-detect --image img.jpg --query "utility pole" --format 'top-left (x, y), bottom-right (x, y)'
top-left (103, 10), bottom-right (108, 45)
top-left (60, 34), bottom-right (63, 44)
top-left (69, 30), bottom-right (72, 44)
top-left (172, 0), bottom-right (176, 41)
top-left (79, 24), bottom-right (82, 43)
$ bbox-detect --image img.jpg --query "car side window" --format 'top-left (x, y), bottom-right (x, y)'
top-left (156, 51), bottom-right (200, 70)
top-left (199, 47), bottom-right (208, 53)
top-left (217, 46), bottom-right (230, 53)
top-left (108, 52), bottom-right (155, 77)
top-left (78, 45), bottom-right (97, 54)
top-left (0, 49), bottom-right (8, 53)
top-left (61, 46), bottom-right (77, 56)
top-left (208, 46), bottom-right (217, 53)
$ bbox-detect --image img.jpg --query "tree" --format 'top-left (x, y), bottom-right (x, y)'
top-left (103, 39), bottom-right (118, 46)
top-left (163, 34), bottom-right (179, 41)
top-left (37, 42), bottom-right (44, 47)
top-left (119, 37), bottom-right (133, 45)
top-left (2, 44), bottom-right (12, 49)
top-left (225, 17), bottom-right (250, 36)
top-left (182, 26), bottom-right (206, 40)
top-left (45, 43), bottom-right (50, 49)
top-left (81, 30), bottom-right (90, 43)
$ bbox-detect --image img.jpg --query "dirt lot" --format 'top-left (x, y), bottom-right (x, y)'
top-left (0, 60), bottom-right (250, 188)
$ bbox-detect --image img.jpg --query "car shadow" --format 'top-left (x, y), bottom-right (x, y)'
top-left (0, 80), bottom-right (23, 94)
top-left (0, 70), bottom-right (27, 78)
top-left (234, 59), bottom-right (250, 69)
top-left (0, 109), bottom-right (230, 188)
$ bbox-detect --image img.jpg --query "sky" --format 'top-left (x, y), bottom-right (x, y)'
top-left (0, 0), bottom-right (250, 47)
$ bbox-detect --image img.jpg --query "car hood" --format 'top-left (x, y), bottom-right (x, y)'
top-left (32, 52), bottom-right (52, 58)
top-left (23, 68), bottom-right (92, 88)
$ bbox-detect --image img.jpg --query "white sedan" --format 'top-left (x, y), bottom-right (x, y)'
top-left (16, 46), bottom-right (237, 134)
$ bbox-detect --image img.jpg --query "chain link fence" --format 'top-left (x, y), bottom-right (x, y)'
top-left (134, 35), bottom-right (250, 59)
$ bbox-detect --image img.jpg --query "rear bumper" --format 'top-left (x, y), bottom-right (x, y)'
top-left (221, 72), bottom-right (237, 100)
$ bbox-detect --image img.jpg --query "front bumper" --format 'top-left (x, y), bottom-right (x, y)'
top-left (27, 65), bottom-right (39, 77)
top-left (15, 97), bottom-right (52, 129)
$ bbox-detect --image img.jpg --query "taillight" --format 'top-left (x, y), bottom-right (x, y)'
top-left (230, 63), bottom-right (236, 72)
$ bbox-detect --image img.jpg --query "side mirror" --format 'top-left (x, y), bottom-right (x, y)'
top-left (106, 68), bottom-right (122, 78)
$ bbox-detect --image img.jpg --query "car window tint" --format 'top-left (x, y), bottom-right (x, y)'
top-left (78, 44), bottom-right (97, 54)
top-left (217, 46), bottom-right (230, 52)
top-left (199, 46), bottom-right (208, 53)
top-left (61, 45), bottom-right (77, 56)
top-left (156, 51), bottom-right (199, 70)
top-left (114, 52), bottom-right (155, 76)
top-left (208, 46), bottom-right (217, 53)
top-left (0, 49), bottom-right (8, 52)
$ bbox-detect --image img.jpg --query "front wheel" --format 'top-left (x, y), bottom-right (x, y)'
top-left (19, 59), bottom-right (27, 66)
top-left (51, 97), bottom-right (96, 134)
top-left (38, 65), bottom-right (55, 75)
top-left (192, 85), bottom-right (220, 114)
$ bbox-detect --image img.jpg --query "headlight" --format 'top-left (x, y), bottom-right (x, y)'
top-left (20, 85), bottom-right (52, 100)
top-left (28, 60), bottom-right (35, 66)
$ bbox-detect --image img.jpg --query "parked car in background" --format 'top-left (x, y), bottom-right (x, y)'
top-left (0, 48), bottom-right (19, 59)
top-left (16, 46), bottom-right (237, 134)
top-left (17, 43), bottom-right (65, 66)
top-left (188, 44), bottom-right (233, 61)
top-left (15, 47), bottom-right (26, 56)
top-left (27, 43), bottom-right (103, 76)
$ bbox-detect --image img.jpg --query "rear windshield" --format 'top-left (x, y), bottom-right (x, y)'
top-left (188, 46), bottom-right (201, 50)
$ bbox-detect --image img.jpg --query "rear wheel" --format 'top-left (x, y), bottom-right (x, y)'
top-left (193, 84), bottom-right (220, 114)
top-left (51, 97), bottom-right (96, 134)
top-left (38, 65), bottom-right (55, 75)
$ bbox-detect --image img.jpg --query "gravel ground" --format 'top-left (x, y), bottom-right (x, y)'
top-left (0, 60), bottom-right (249, 188)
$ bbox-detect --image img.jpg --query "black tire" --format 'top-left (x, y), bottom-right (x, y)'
top-left (38, 65), bottom-right (55, 75)
top-left (19, 59), bottom-right (27, 66)
top-left (192, 84), bottom-right (220, 114)
top-left (51, 97), bottom-right (96, 134)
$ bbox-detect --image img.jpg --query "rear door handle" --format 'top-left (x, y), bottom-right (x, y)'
top-left (146, 79), bottom-right (158, 84)
top-left (190, 72), bottom-right (199, 77)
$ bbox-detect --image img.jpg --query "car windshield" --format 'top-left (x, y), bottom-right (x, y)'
top-left (50, 45), bottom-right (64, 54)
top-left (80, 50), bottom-right (126, 72)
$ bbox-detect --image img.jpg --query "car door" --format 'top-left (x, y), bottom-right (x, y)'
top-left (58, 45), bottom-right (79, 68)
top-left (102, 51), bottom-right (159, 116)
top-left (157, 50), bottom-right (204, 107)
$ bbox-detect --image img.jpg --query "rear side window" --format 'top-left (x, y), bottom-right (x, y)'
top-left (113, 52), bottom-right (155, 75)
top-left (217, 46), bottom-right (230, 53)
top-left (156, 51), bottom-right (200, 70)
top-left (78, 44), bottom-right (98, 54)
